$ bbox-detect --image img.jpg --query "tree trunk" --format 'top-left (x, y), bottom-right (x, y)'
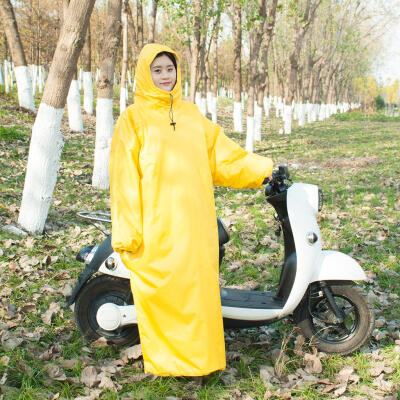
top-left (92, 0), bottom-right (122, 190)
top-left (148, 0), bottom-right (159, 43)
top-left (82, 21), bottom-right (93, 114)
top-left (126, 2), bottom-right (138, 66)
top-left (254, 0), bottom-right (278, 140)
top-left (120, 0), bottom-right (129, 114)
top-left (18, 0), bottom-right (96, 234)
top-left (246, 0), bottom-right (267, 151)
top-left (211, 30), bottom-right (218, 123)
top-left (232, 0), bottom-right (242, 132)
top-left (189, 0), bottom-right (202, 103)
top-left (137, 0), bottom-right (143, 50)
top-left (0, 0), bottom-right (35, 112)
top-left (284, 0), bottom-right (322, 134)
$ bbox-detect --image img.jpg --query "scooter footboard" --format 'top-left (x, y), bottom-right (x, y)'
top-left (311, 250), bottom-right (367, 282)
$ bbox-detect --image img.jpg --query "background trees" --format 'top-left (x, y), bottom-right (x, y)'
top-left (1, 0), bottom-right (397, 233)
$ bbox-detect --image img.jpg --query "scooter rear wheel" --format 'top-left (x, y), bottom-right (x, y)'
top-left (293, 281), bottom-right (374, 355)
top-left (74, 275), bottom-right (140, 346)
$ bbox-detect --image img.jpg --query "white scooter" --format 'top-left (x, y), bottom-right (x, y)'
top-left (67, 165), bottom-right (374, 355)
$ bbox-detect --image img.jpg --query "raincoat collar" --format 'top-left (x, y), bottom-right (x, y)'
top-left (135, 43), bottom-right (182, 108)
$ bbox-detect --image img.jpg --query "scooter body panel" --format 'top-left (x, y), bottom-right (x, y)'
top-left (311, 250), bottom-right (367, 282)
top-left (279, 183), bottom-right (322, 317)
top-left (98, 252), bottom-right (130, 279)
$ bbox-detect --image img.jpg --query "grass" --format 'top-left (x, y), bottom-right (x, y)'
top-left (0, 87), bottom-right (399, 399)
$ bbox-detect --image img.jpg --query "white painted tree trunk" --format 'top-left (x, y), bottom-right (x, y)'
top-left (245, 116), bottom-right (254, 152)
top-left (0, 62), bottom-right (4, 85)
top-left (233, 101), bottom-right (243, 132)
top-left (184, 81), bottom-right (188, 97)
top-left (195, 92), bottom-right (201, 107)
top-left (10, 63), bottom-right (15, 87)
top-left (18, 104), bottom-right (64, 233)
top-left (211, 96), bottom-right (217, 123)
top-left (283, 104), bottom-right (292, 134)
top-left (298, 103), bottom-right (306, 126)
top-left (293, 103), bottom-right (298, 120)
top-left (120, 86), bottom-right (127, 113)
top-left (206, 91), bottom-right (212, 113)
top-left (312, 104), bottom-right (318, 122)
top-left (95, 68), bottom-right (100, 82)
top-left (92, 98), bottom-right (114, 189)
top-left (31, 65), bottom-right (38, 96)
top-left (127, 70), bottom-right (132, 86)
top-left (38, 66), bottom-right (44, 93)
top-left (254, 104), bottom-right (262, 141)
top-left (306, 102), bottom-right (312, 123)
top-left (318, 104), bottom-right (325, 121)
top-left (275, 100), bottom-right (280, 118)
top-left (263, 96), bottom-right (270, 117)
top-left (67, 79), bottom-right (84, 132)
top-left (14, 66), bottom-right (35, 112)
top-left (78, 68), bottom-right (83, 90)
top-left (199, 96), bottom-right (207, 115)
top-left (4, 61), bottom-right (10, 93)
top-left (83, 71), bottom-right (93, 114)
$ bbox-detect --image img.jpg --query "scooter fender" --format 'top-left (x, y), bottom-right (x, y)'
top-left (98, 252), bottom-right (131, 279)
top-left (310, 250), bottom-right (367, 282)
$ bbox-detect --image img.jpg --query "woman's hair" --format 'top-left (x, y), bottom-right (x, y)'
top-left (154, 51), bottom-right (177, 70)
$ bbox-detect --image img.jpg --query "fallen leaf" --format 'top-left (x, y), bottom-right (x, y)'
top-left (97, 372), bottom-right (115, 390)
top-left (372, 374), bottom-right (394, 392)
top-left (336, 366), bottom-right (354, 385)
top-left (260, 365), bottom-right (275, 385)
top-left (45, 364), bottom-right (67, 381)
top-left (74, 389), bottom-right (102, 400)
top-left (303, 351), bottom-right (322, 374)
top-left (293, 334), bottom-right (305, 356)
top-left (81, 366), bottom-right (100, 387)
top-left (120, 344), bottom-right (142, 364)
top-left (92, 337), bottom-right (108, 348)
top-left (59, 359), bottom-right (78, 369)
top-left (41, 302), bottom-right (61, 325)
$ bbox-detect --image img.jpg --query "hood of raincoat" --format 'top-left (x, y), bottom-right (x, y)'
top-left (135, 43), bottom-right (182, 108)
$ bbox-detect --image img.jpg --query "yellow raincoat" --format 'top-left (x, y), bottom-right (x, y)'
top-left (109, 44), bottom-right (273, 376)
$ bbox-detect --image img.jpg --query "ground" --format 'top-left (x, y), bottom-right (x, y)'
top-left (0, 87), bottom-right (399, 400)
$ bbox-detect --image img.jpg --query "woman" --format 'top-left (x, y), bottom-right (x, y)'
top-left (109, 43), bottom-right (273, 377)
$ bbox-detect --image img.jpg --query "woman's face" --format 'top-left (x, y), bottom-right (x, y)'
top-left (150, 55), bottom-right (177, 92)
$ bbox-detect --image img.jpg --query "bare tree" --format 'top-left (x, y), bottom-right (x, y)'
top-left (18, 0), bottom-right (96, 234)
top-left (0, 0), bottom-right (35, 111)
top-left (245, 0), bottom-right (267, 151)
top-left (232, 0), bottom-right (242, 132)
top-left (137, 0), bottom-right (144, 50)
top-left (120, 0), bottom-right (129, 113)
top-left (283, 0), bottom-right (322, 134)
top-left (148, 0), bottom-right (159, 43)
top-left (92, 0), bottom-right (122, 189)
top-left (82, 21), bottom-right (93, 114)
top-left (189, 0), bottom-right (202, 103)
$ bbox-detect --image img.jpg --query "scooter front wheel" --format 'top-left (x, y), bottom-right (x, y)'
top-left (74, 275), bottom-right (140, 346)
top-left (293, 281), bottom-right (374, 355)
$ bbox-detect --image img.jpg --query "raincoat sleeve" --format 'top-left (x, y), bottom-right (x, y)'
top-left (204, 117), bottom-right (273, 189)
top-left (109, 112), bottom-right (143, 254)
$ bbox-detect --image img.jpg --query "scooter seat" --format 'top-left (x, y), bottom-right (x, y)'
top-left (217, 218), bottom-right (229, 246)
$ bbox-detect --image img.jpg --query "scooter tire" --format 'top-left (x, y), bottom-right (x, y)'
top-left (293, 281), bottom-right (374, 355)
top-left (74, 275), bottom-right (140, 346)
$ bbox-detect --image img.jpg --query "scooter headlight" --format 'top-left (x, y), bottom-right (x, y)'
top-left (318, 188), bottom-right (324, 212)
